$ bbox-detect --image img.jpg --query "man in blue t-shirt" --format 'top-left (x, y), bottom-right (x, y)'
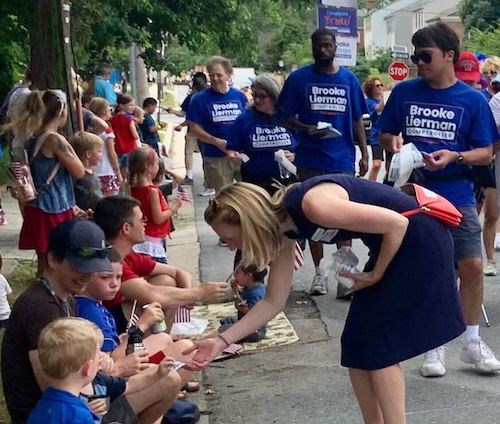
top-left (278, 28), bottom-right (368, 297)
top-left (378, 22), bottom-right (500, 378)
top-left (94, 66), bottom-right (117, 107)
top-left (187, 56), bottom-right (248, 203)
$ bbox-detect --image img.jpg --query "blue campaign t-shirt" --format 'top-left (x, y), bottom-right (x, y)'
top-left (227, 108), bottom-right (297, 177)
top-left (138, 113), bottom-right (160, 148)
top-left (378, 78), bottom-right (499, 207)
top-left (28, 388), bottom-right (94, 424)
top-left (76, 296), bottom-right (120, 352)
top-left (278, 64), bottom-right (367, 173)
top-left (366, 97), bottom-right (382, 146)
top-left (187, 87), bottom-right (248, 157)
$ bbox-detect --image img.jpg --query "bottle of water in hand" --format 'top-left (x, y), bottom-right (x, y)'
top-left (321, 246), bottom-right (360, 290)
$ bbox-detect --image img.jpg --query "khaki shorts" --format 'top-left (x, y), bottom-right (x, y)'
top-left (203, 156), bottom-right (235, 192)
top-left (185, 132), bottom-right (199, 155)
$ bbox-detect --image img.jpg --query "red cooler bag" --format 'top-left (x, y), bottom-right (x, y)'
top-left (400, 183), bottom-right (462, 227)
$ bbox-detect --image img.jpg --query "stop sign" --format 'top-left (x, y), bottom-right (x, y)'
top-left (389, 61), bottom-right (409, 81)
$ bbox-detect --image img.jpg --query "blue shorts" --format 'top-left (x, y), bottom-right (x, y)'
top-left (118, 153), bottom-right (130, 168)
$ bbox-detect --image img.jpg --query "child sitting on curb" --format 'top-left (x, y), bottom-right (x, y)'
top-left (27, 317), bottom-right (103, 423)
top-left (218, 266), bottom-right (268, 343)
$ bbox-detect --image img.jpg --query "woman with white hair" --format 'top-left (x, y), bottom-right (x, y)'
top-left (226, 74), bottom-right (297, 194)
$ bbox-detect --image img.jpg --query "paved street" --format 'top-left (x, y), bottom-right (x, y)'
top-left (2, 119), bottom-right (500, 423)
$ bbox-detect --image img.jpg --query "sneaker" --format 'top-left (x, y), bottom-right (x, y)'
top-left (309, 275), bottom-right (328, 295)
top-left (420, 347), bottom-right (446, 377)
top-left (218, 238), bottom-right (228, 247)
top-left (182, 177), bottom-right (194, 186)
top-left (198, 188), bottom-right (216, 197)
top-left (460, 338), bottom-right (500, 373)
top-left (483, 260), bottom-right (497, 276)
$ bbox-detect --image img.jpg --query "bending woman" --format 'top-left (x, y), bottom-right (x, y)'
top-left (187, 175), bottom-right (465, 423)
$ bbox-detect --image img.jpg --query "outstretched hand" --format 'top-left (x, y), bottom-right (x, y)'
top-left (182, 337), bottom-right (226, 371)
top-left (339, 270), bottom-right (382, 291)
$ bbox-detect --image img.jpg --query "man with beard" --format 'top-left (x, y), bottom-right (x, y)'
top-left (279, 28), bottom-right (369, 297)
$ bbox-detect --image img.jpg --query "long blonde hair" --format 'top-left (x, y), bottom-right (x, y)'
top-left (205, 182), bottom-right (290, 270)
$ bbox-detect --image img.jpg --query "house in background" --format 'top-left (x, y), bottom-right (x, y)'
top-left (364, 0), bottom-right (463, 60)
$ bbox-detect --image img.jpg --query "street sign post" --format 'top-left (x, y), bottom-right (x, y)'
top-left (388, 61), bottom-right (409, 81)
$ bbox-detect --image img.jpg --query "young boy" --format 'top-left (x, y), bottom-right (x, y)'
top-left (72, 131), bottom-right (104, 211)
top-left (219, 266), bottom-right (268, 343)
top-left (138, 98), bottom-right (161, 154)
top-left (0, 254), bottom-right (12, 328)
top-left (27, 317), bottom-right (103, 424)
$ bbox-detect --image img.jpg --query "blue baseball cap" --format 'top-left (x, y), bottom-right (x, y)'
top-left (48, 219), bottom-right (113, 273)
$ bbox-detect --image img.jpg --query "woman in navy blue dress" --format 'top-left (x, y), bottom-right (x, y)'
top-left (187, 175), bottom-right (465, 423)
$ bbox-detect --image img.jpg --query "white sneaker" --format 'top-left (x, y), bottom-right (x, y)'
top-left (309, 275), bottom-right (328, 296)
top-left (199, 188), bottom-right (216, 197)
top-left (420, 347), bottom-right (446, 377)
top-left (460, 338), bottom-right (500, 373)
top-left (483, 260), bottom-right (497, 276)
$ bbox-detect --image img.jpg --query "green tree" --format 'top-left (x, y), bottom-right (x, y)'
top-left (459, 0), bottom-right (500, 31)
top-left (463, 25), bottom-right (500, 57)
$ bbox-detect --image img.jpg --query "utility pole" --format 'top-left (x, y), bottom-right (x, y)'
top-left (31, 0), bottom-right (76, 135)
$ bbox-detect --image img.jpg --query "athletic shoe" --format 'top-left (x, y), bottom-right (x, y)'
top-left (460, 338), bottom-right (500, 373)
top-left (420, 347), bottom-right (446, 377)
top-left (309, 275), bottom-right (328, 295)
top-left (181, 177), bottom-right (194, 186)
top-left (218, 238), bottom-right (228, 247)
top-left (198, 188), bottom-right (215, 197)
top-left (483, 260), bottom-right (497, 276)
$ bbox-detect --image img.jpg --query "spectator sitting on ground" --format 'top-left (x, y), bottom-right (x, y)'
top-left (93, 195), bottom-right (229, 333)
top-left (27, 318), bottom-right (103, 424)
top-left (215, 265), bottom-right (268, 343)
top-left (72, 131), bottom-right (104, 212)
top-left (1, 219), bottom-right (113, 423)
top-left (76, 251), bottom-right (196, 423)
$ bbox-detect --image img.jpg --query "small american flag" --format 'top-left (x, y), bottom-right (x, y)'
top-left (177, 185), bottom-right (193, 204)
top-left (174, 306), bottom-right (191, 323)
top-left (294, 242), bottom-right (304, 271)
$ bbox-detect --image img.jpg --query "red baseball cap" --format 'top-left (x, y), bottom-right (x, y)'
top-left (454, 51), bottom-right (480, 83)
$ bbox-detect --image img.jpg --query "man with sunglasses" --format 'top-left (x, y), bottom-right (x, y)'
top-left (278, 28), bottom-right (369, 297)
top-left (1, 219), bottom-right (113, 423)
top-left (378, 22), bottom-right (500, 378)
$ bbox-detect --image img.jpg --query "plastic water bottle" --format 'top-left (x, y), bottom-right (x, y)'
top-left (126, 326), bottom-right (145, 355)
top-left (321, 246), bottom-right (360, 290)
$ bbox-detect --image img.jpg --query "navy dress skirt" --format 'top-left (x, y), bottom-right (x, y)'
top-left (284, 175), bottom-right (465, 370)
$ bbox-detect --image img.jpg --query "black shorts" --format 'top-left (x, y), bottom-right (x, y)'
top-left (371, 144), bottom-right (385, 161)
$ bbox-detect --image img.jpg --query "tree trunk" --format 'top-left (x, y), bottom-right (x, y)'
top-left (31, 0), bottom-right (76, 135)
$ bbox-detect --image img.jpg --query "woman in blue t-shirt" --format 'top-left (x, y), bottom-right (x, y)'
top-left (363, 77), bottom-right (385, 181)
top-left (226, 74), bottom-right (297, 194)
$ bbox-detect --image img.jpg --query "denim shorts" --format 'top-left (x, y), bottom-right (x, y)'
top-left (118, 153), bottom-right (130, 168)
top-left (450, 206), bottom-right (482, 262)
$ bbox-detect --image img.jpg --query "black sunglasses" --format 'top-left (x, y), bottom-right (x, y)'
top-left (68, 246), bottom-right (111, 259)
top-left (410, 51), bottom-right (433, 64)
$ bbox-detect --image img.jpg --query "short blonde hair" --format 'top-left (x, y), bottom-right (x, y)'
top-left (38, 317), bottom-right (103, 379)
top-left (71, 131), bottom-right (103, 159)
top-left (88, 97), bottom-right (110, 117)
top-left (481, 56), bottom-right (500, 74)
top-left (205, 182), bottom-right (285, 270)
top-left (133, 106), bottom-right (144, 117)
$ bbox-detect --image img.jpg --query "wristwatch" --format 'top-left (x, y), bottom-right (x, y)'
top-left (455, 152), bottom-right (464, 165)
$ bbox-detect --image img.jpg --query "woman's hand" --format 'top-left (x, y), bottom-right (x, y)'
top-left (340, 270), bottom-right (382, 291)
top-left (182, 337), bottom-right (226, 370)
top-left (283, 150), bottom-right (295, 162)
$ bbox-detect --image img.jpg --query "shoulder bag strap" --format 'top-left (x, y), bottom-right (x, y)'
top-left (31, 131), bottom-right (62, 186)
